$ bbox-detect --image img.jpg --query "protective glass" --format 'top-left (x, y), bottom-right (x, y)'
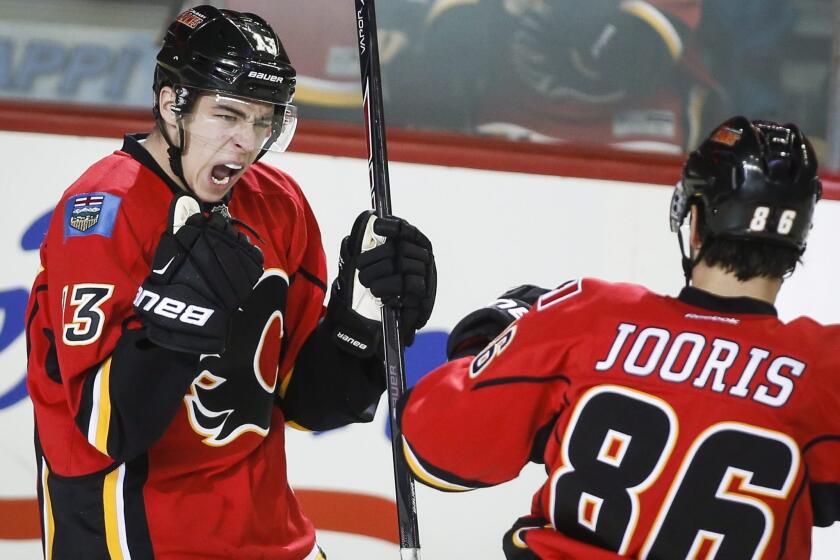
top-left (178, 88), bottom-right (298, 155)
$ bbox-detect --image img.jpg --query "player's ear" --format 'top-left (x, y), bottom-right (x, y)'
top-left (158, 86), bottom-right (179, 127)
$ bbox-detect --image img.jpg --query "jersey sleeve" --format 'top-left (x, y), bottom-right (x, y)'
top-left (807, 437), bottom-right (840, 527)
top-left (275, 184), bottom-right (329, 391)
top-left (272, 185), bottom-right (386, 431)
top-left (804, 337), bottom-right (840, 527)
top-left (398, 305), bottom-right (571, 491)
top-left (28, 186), bottom-right (199, 474)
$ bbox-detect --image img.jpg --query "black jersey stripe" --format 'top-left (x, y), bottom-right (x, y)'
top-left (777, 434), bottom-right (840, 558)
top-left (293, 266), bottom-right (327, 292)
top-left (25, 284), bottom-right (48, 356)
top-left (121, 455), bottom-right (154, 558)
top-left (45, 465), bottom-right (112, 558)
top-left (802, 434), bottom-right (840, 452)
top-left (472, 374), bottom-right (570, 391)
top-left (39, 457), bottom-right (153, 560)
top-left (810, 482), bottom-right (840, 528)
top-left (777, 464), bottom-right (810, 560)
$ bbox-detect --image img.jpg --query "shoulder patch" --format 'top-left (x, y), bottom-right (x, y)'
top-left (64, 193), bottom-right (122, 240)
top-left (537, 279), bottom-right (583, 311)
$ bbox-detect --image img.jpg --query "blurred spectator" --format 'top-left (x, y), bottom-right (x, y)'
top-left (698, 0), bottom-right (798, 125)
top-left (389, 0), bottom-right (721, 153)
top-left (202, 0), bottom-right (815, 155)
top-left (695, 0), bottom-right (832, 160)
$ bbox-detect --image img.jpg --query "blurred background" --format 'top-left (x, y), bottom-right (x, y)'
top-left (1, 0), bottom-right (838, 162)
top-left (1, 1), bottom-right (839, 558)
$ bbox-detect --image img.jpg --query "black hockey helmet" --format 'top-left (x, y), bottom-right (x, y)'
top-left (671, 116), bottom-right (821, 247)
top-left (669, 116), bottom-right (822, 282)
top-left (152, 6), bottom-right (298, 191)
top-left (154, 5), bottom-right (296, 113)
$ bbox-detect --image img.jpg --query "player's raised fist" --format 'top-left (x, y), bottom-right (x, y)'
top-left (134, 195), bottom-right (264, 354)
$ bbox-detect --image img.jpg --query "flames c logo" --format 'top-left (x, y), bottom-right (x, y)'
top-left (185, 270), bottom-right (288, 446)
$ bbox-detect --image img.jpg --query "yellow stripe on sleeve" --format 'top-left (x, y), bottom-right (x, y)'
top-left (285, 421), bottom-right (313, 432)
top-left (402, 437), bottom-right (473, 492)
top-left (94, 358), bottom-right (114, 455)
top-left (41, 459), bottom-right (55, 560)
top-left (620, 0), bottom-right (683, 60)
top-left (278, 367), bottom-right (294, 399)
top-left (103, 466), bottom-right (125, 560)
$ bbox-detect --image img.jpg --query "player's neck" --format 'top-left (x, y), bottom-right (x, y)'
top-left (143, 130), bottom-right (189, 193)
top-left (690, 262), bottom-right (782, 305)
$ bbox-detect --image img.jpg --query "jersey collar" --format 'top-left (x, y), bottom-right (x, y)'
top-left (122, 133), bottom-right (183, 196)
top-left (678, 287), bottom-right (778, 317)
top-left (121, 133), bottom-right (233, 209)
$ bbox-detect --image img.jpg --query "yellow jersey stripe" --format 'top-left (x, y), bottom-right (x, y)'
top-left (620, 0), bottom-right (683, 60)
top-left (285, 420), bottom-right (313, 432)
top-left (41, 459), bottom-right (55, 560)
top-left (94, 358), bottom-right (114, 455)
top-left (512, 527), bottom-right (529, 549)
top-left (279, 367), bottom-right (294, 399)
top-left (402, 437), bottom-right (473, 492)
top-left (302, 542), bottom-right (324, 560)
top-left (103, 465), bottom-right (128, 559)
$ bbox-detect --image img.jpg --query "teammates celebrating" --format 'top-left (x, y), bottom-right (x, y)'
top-left (21, 2), bottom-right (839, 559)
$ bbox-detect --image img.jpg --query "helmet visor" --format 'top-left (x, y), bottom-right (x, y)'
top-left (178, 88), bottom-right (297, 156)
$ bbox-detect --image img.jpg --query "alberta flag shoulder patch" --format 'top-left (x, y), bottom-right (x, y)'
top-left (64, 192), bottom-right (122, 240)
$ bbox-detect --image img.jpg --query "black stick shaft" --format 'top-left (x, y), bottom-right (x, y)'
top-left (353, 0), bottom-right (421, 556)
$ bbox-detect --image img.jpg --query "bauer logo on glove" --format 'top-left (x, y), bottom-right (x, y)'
top-left (325, 210), bottom-right (437, 357)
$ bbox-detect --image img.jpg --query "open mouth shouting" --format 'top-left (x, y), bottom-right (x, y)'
top-left (210, 162), bottom-right (245, 186)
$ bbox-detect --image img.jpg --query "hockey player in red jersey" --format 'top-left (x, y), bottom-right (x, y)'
top-left (26, 5), bottom-right (436, 559)
top-left (399, 116), bottom-right (837, 559)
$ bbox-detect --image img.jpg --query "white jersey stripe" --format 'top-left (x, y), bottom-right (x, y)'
top-left (86, 366), bottom-right (102, 446)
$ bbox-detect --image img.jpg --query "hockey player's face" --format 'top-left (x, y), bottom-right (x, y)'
top-left (180, 94), bottom-right (276, 202)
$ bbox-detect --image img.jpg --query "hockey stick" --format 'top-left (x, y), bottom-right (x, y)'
top-left (353, 1), bottom-right (421, 558)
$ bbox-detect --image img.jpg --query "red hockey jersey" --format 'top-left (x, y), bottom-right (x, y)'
top-left (400, 278), bottom-right (840, 559)
top-left (26, 136), bottom-right (329, 559)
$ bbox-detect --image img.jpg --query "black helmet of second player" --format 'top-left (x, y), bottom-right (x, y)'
top-left (671, 116), bottom-right (822, 251)
top-left (154, 5), bottom-right (296, 113)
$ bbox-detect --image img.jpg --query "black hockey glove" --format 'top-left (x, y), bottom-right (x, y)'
top-left (325, 210), bottom-right (436, 357)
top-left (134, 195), bottom-right (264, 355)
top-left (446, 284), bottom-right (549, 360)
